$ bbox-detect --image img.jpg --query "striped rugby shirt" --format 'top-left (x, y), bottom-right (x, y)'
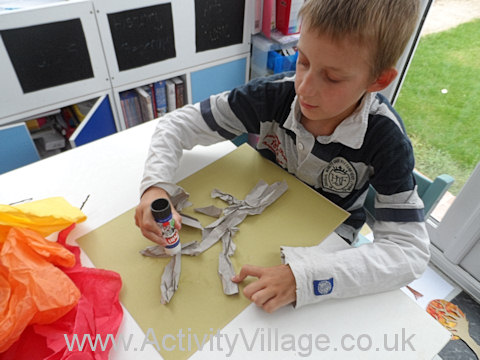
top-left (141, 72), bottom-right (430, 308)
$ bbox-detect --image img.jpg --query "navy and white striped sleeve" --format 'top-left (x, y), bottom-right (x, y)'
top-left (199, 72), bottom-right (296, 139)
top-left (366, 113), bottom-right (425, 223)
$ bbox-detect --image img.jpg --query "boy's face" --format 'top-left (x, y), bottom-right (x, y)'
top-left (295, 25), bottom-right (377, 134)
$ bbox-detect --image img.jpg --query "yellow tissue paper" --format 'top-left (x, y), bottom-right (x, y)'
top-left (0, 197), bottom-right (87, 240)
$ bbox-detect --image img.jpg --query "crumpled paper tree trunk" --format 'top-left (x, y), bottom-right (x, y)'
top-left (141, 180), bottom-right (288, 303)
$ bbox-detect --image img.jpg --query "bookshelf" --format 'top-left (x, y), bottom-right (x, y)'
top-left (93, 0), bottom-right (253, 130)
top-left (113, 55), bottom-right (250, 130)
top-left (0, 0), bottom-right (254, 169)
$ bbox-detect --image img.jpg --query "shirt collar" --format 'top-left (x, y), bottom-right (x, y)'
top-left (286, 92), bottom-right (375, 150)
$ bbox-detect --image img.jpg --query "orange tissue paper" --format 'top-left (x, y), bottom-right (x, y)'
top-left (0, 198), bottom-right (86, 352)
top-left (0, 198), bottom-right (123, 359)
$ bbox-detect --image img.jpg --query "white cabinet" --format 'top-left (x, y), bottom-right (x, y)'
top-left (0, 0), bottom-right (112, 124)
top-left (94, 0), bottom-right (252, 130)
top-left (0, 0), bottom-right (254, 166)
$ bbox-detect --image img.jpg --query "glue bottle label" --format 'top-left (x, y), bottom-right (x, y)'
top-left (151, 198), bottom-right (181, 255)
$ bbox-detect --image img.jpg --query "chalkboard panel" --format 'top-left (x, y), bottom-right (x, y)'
top-left (1, 19), bottom-right (94, 93)
top-left (108, 4), bottom-right (176, 72)
top-left (195, 0), bottom-right (245, 52)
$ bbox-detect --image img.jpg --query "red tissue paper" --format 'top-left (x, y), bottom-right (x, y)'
top-left (1, 224), bottom-right (123, 360)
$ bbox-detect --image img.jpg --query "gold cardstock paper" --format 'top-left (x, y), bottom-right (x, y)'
top-left (77, 144), bottom-right (349, 359)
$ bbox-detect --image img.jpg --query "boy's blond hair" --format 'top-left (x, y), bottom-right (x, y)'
top-left (299, 0), bottom-right (420, 78)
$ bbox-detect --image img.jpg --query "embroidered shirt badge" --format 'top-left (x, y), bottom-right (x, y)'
top-left (322, 157), bottom-right (357, 195)
top-left (313, 278), bottom-right (334, 296)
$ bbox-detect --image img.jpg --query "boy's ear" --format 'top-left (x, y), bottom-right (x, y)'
top-left (367, 67), bottom-right (398, 92)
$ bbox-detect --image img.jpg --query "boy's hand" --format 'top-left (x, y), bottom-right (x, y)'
top-left (134, 187), bottom-right (182, 246)
top-left (232, 264), bottom-right (296, 313)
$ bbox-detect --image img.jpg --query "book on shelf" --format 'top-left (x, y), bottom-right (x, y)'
top-left (132, 92), bottom-right (143, 126)
top-left (135, 86), bottom-right (154, 122)
top-left (120, 90), bottom-right (143, 128)
top-left (254, 0), bottom-right (263, 34)
top-left (144, 85), bottom-right (157, 119)
top-left (262, 0), bottom-right (276, 38)
top-left (120, 91), bottom-right (133, 128)
top-left (148, 83), bottom-right (158, 118)
top-left (118, 76), bottom-right (186, 127)
top-left (276, 0), bottom-right (303, 35)
top-left (172, 77), bottom-right (185, 109)
top-left (165, 79), bottom-right (176, 113)
top-left (153, 80), bottom-right (168, 116)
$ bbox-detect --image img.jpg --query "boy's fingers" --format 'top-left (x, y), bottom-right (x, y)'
top-left (262, 297), bottom-right (283, 314)
top-left (172, 208), bottom-right (182, 230)
top-left (243, 278), bottom-right (267, 300)
top-left (140, 220), bottom-right (167, 246)
top-left (142, 230), bottom-right (167, 247)
top-left (250, 287), bottom-right (275, 307)
top-left (232, 264), bottom-right (264, 282)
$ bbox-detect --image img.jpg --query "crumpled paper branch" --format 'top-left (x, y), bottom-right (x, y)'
top-left (218, 227), bottom-right (239, 295)
top-left (141, 180), bottom-right (288, 304)
top-left (194, 205), bottom-right (223, 218)
top-left (160, 253), bottom-right (181, 305)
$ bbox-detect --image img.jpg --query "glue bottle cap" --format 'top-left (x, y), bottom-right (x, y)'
top-left (151, 198), bottom-right (172, 222)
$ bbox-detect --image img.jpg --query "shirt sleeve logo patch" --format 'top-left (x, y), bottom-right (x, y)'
top-left (313, 278), bottom-right (334, 296)
top-left (322, 157), bottom-right (357, 195)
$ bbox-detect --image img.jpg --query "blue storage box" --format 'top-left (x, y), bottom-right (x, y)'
top-left (267, 50), bottom-right (298, 74)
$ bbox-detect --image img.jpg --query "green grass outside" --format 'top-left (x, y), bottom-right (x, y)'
top-left (394, 19), bottom-right (480, 195)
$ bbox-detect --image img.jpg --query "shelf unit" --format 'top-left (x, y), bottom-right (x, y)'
top-left (0, 0), bottom-right (254, 172)
top-left (93, 0), bottom-right (252, 130)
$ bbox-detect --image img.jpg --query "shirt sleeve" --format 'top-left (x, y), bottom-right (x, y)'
top-left (140, 88), bottom-right (255, 197)
top-left (281, 112), bottom-right (430, 308)
top-left (140, 72), bottom-right (294, 197)
top-left (281, 218), bottom-right (429, 308)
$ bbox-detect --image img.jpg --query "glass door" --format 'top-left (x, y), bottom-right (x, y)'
top-left (393, 0), bottom-right (480, 301)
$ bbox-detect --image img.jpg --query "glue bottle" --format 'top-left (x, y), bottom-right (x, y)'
top-left (151, 198), bottom-right (181, 256)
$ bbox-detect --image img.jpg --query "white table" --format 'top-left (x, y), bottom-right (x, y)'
top-left (1, 120), bottom-right (451, 359)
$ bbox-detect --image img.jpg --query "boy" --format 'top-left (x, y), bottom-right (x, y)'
top-left (135, 0), bottom-right (429, 313)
